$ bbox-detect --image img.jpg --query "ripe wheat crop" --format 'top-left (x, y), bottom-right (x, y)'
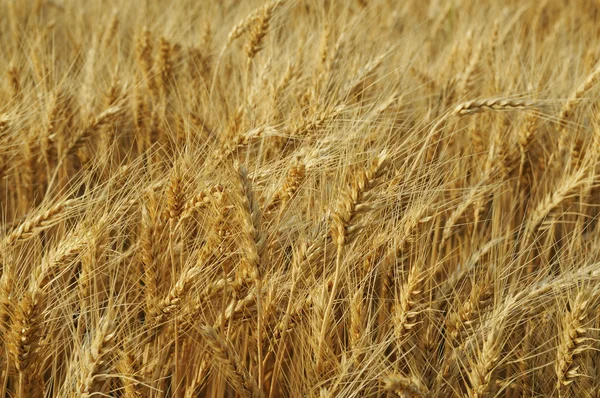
top-left (1, 0), bottom-right (600, 397)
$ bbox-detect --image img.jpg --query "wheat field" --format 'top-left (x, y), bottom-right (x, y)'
top-left (1, 0), bottom-right (600, 397)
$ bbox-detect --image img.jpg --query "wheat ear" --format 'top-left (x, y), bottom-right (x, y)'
top-left (201, 325), bottom-right (264, 398)
top-left (318, 152), bottom-right (389, 368)
top-left (453, 98), bottom-right (540, 116)
top-left (77, 313), bottom-right (117, 397)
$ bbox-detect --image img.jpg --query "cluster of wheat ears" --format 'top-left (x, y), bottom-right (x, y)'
top-left (2, 0), bottom-right (600, 397)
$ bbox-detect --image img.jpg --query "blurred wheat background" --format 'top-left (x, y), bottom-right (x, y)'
top-left (1, 0), bottom-right (600, 397)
